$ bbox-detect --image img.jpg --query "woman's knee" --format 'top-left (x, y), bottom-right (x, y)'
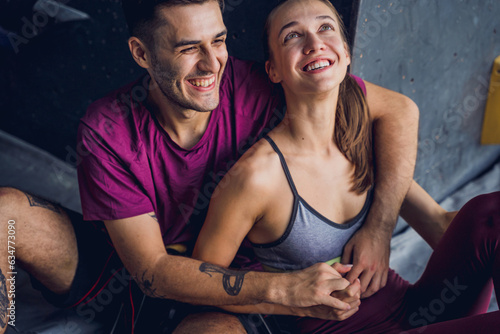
top-left (461, 192), bottom-right (500, 218)
top-left (453, 192), bottom-right (500, 235)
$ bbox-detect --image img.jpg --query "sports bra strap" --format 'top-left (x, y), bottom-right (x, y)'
top-left (263, 135), bottom-right (299, 197)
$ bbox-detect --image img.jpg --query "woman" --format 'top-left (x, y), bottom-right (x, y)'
top-left (193, 0), bottom-right (500, 332)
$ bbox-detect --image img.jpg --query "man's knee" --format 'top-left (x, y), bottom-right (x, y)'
top-left (0, 187), bottom-right (27, 211)
top-left (0, 187), bottom-right (63, 216)
top-left (0, 186), bottom-right (77, 291)
top-left (173, 312), bottom-right (246, 334)
top-left (0, 187), bottom-right (29, 233)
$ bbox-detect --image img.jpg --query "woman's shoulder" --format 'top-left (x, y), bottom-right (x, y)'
top-left (225, 138), bottom-right (283, 195)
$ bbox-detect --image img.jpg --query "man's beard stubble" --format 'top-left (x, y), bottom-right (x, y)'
top-left (150, 54), bottom-right (219, 113)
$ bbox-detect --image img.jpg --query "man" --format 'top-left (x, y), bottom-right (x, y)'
top-left (0, 0), bottom-right (419, 332)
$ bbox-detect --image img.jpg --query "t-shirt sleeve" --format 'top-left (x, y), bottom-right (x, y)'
top-left (77, 110), bottom-right (154, 221)
top-left (350, 74), bottom-right (367, 96)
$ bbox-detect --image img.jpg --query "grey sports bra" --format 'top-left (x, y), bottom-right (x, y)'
top-left (251, 135), bottom-right (373, 272)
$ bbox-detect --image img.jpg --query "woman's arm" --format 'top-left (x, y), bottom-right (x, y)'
top-left (193, 154), bottom-right (269, 268)
top-left (400, 180), bottom-right (457, 249)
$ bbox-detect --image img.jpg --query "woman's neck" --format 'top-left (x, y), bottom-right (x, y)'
top-left (280, 87), bottom-right (339, 153)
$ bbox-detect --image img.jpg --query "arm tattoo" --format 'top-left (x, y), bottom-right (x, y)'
top-left (136, 270), bottom-right (166, 298)
top-left (148, 213), bottom-right (158, 222)
top-left (0, 270), bottom-right (8, 328)
top-left (199, 263), bottom-right (248, 296)
top-left (24, 192), bottom-right (61, 214)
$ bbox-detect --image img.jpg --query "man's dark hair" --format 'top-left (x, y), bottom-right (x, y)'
top-left (121, 0), bottom-right (225, 50)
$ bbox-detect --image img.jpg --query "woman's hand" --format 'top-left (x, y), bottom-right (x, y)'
top-left (329, 278), bottom-right (361, 320)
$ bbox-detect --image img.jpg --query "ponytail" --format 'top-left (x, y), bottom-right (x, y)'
top-left (335, 75), bottom-right (374, 194)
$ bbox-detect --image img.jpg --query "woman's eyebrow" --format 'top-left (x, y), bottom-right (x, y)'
top-left (278, 15), bottom-right (336, 37)
top-left (279, 21), bottom-right (298, 37)
top-left (316, 15), bottom-right (335, 22)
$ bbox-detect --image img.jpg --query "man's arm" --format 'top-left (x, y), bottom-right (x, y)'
top-left (104, 212), bottom-right (352, 312)
top-left (217, 264), bottom-right (361, 322)
top-left (343, 81), bottom-right (419, 298)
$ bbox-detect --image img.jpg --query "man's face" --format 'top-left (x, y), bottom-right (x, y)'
top-left (148, 1), bottom-right (228, 113)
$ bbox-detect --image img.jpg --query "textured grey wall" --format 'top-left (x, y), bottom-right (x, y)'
top-left (351, 0), bottom-right (500, 201)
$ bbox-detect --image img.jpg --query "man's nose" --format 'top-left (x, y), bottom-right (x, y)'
top-left (198, 47), bottom-right (220, 73)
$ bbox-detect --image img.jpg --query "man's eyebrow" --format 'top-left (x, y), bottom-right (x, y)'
top-left (174, 29), bottom-right (228, 48)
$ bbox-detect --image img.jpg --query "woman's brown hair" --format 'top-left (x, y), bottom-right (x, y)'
top-left (264, 0), bottom-right (374, 194)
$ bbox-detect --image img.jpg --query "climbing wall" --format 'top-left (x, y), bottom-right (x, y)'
top-left (351, 0), bottom-right (500, 200)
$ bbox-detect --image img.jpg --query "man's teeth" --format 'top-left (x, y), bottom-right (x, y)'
top-left (188, 77), bottom-right (216, 87)
top-left (305, 60), bottom-right (331, 72)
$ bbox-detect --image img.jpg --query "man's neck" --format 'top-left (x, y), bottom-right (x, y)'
top-left (147, 83), bottom-right (212, 150)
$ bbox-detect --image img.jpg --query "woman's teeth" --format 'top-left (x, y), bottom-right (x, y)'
top-left (305, 60), bottom-right (331, 72)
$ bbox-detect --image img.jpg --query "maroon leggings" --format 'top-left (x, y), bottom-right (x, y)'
top-left (296, 192), bottom-right (500, 333)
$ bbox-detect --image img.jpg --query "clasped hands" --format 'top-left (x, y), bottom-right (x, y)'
top-left (287, 262), bottom-right (361, 321)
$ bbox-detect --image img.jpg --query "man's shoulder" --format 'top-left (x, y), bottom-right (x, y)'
top-left (82, 76), bottom-right (148, 127)
top-left (221, 57), bottom-right (281, 121)
top-left (348, 73), bottom-right (366, 96)
top-left (223, 56), bottom-right (271, 90)
top-left (78, 76), bottom-right (150, 153)
top-left (225, 56), bottom-right (257, 74)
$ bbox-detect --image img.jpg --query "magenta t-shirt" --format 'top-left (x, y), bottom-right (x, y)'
top-left (77, 56), bottom-right (366, 249)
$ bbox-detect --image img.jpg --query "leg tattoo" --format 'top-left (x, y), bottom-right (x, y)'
top-left (0, 270), bottom-right (8, 328)
top-left (24, 192), bottom-right (61, 214)
top-left (199, 263), bottom-right (248, 296)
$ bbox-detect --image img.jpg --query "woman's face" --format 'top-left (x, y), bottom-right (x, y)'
top-left (266, 0), bottom-right (350, 95)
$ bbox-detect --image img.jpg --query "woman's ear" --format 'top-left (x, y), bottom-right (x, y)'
top-left (128, 37), bottom-right (151, 69)
top-left (344, 42), bottom-right (351, 66)
top-left (266, 60), bottom-right (281, 84)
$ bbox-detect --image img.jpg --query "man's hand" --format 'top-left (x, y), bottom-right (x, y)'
top-left (287, 263), bottom-right (361, 321)
top-left (278, 263), bottom-right (354, 310)
top-left (341, 224), bottom-right (391, 298)
top-left (295, 279), bottom-right (361, 321)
